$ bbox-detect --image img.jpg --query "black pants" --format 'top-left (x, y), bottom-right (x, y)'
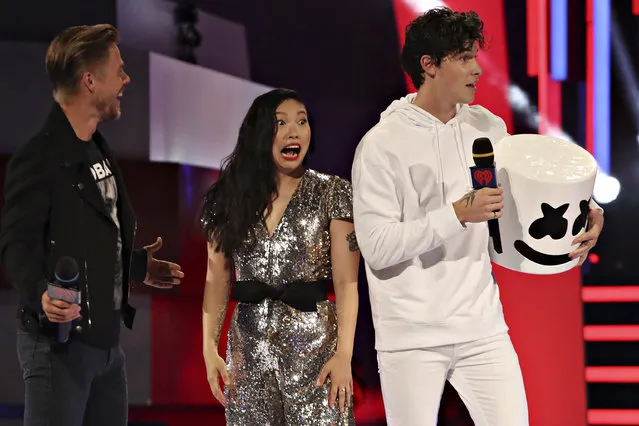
top-left (17, 330), bottom-right (127, 426)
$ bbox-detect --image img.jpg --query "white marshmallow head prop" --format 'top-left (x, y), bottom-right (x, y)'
top-left (489, 134), bottom-right (598, 275)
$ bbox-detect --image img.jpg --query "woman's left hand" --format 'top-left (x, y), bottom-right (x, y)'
top-left (316, 353), bottom-right (353, 412)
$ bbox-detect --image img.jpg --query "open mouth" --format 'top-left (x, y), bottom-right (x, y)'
top-left (466, 83), bottom-right (477, 90)
top-left (281, 144), bottom-right (301, 161)
top-left (514, 240), bottom-right (572, 266)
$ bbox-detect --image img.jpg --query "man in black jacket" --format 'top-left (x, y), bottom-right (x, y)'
top-left (0, 24), bottom-right (184, 426)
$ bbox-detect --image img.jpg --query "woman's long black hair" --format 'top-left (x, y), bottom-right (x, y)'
top-left (200, 88), bottom-right (313, 256)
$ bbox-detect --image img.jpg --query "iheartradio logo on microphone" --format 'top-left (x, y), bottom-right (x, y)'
top-left (471, 167), bottom-right (497, 188)
top-left (47, 284), bottom-right (81, 304)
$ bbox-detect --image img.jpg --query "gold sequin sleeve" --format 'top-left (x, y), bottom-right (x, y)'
top-left (328, 176), bottom-right (353, 221)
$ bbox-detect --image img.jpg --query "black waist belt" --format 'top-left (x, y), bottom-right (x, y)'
top-left (232, 279), bottom-right (329, 312)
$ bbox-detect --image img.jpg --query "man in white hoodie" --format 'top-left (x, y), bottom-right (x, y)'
top-left (351, 7), bottom-right (603, 426)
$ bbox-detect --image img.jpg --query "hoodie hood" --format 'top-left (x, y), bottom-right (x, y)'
top-left (380, 93), bottom-right (469, 128)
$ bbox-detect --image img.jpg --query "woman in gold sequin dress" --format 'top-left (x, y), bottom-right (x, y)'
top-left (200, 88), bottom-right (360, 425)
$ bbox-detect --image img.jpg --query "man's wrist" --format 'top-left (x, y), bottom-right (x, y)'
top-left (453, 201), bottom-right (466, 225)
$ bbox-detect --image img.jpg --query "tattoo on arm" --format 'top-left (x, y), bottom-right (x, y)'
top-left (346, 231), bottom-right (359, 252)
top-left (460, 190), bottom-right (477, 207)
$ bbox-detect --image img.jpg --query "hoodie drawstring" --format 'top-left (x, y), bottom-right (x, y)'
top-left (434, 125), bottom-right (445, 205)
top-left (453, 121), bottom-right (472, 190)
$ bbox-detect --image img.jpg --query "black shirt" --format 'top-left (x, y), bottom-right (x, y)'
top-left (87, 140), bottom-right (123, 309)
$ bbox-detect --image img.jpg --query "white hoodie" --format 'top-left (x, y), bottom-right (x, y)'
top-left (352, 93), bottom-right (509, 351)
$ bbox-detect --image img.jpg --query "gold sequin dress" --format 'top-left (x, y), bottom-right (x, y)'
top-left (222, 169), bottom-right (355, 425)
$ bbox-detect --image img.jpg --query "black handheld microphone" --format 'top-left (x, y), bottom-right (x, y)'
top-left (470, 137), bottom-right (503, 254)
top-left (47, 257), bottom-right (81, 343)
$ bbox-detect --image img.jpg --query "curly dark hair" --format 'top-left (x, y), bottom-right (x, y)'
top-left (401, 7), bottom-right (485, 89)
top-left (200, 88), bottom-right (313, 256)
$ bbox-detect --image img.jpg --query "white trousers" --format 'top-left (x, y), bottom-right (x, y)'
top-left (377, 332), bottom-right (529, 426)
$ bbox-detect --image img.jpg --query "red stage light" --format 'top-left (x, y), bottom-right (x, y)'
top-left (582, 286), bottom-right (639, 303)
top-left (589, 409), bottom-right (639, 425)
top-left (586, 366), bottom-right (639, 383)
top-left (584, 325), bottom-right (639, 342)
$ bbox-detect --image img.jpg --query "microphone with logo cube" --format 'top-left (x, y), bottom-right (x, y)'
top-left (470, 137), bottom-right (503, 254)
top-left (47, 256), bottom-right (81, 343)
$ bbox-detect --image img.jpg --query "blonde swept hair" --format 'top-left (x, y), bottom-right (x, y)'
top-left (45, 24), bottom-right (120, 102)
